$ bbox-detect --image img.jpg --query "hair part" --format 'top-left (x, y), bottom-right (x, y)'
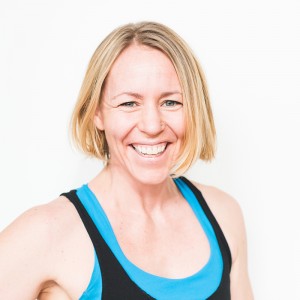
top-left (71, 21), bottom-right (216, 176)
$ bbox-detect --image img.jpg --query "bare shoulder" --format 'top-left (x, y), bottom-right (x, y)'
top-left (0, 195), bottom-right (76, 244)
top-left (0, 196), bottom-right (89, 299)
top-left (192, 181), bottom-right (244, 223)
top-left (191, 180), bottom-right (246, 262)
top-left (191, 180), bottom-right (254, 298)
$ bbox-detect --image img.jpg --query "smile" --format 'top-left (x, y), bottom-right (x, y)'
top-left (131, 143), bottom-right (167, 156)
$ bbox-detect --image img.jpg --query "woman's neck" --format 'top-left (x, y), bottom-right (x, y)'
top-left (89, 165), bottom-right (181, 214)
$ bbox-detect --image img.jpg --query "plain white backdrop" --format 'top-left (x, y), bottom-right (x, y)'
top-left (1, 0), bottom-right (299, 299)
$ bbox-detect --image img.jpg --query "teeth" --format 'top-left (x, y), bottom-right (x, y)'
top-left (134, 144), bottom-right (166, 155)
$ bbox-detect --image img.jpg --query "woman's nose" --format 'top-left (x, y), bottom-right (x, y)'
top-left (137, 104), bottom-right (165, 136)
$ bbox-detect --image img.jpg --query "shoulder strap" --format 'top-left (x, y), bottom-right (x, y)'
top-left (179, 177), bottom-right (231, 299)
top-left (61, 190), bottom-right (155, 300)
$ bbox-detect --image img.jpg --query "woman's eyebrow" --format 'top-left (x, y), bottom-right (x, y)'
top-left (112, 92), bottom-right (143, 100)
top-left (160, 91), bottom-right (182, 98)
top-left (112, 91), bottom-right (182, 100)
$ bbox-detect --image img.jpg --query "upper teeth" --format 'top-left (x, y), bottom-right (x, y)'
top-left (134, 144), bottom-right (166, 155)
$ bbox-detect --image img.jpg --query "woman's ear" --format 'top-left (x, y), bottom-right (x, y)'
top-left (94, 106), bottom-right (104, 130)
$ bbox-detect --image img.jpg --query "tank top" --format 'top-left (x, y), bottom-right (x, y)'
top-left (61, 177), bottom-right (231, 299)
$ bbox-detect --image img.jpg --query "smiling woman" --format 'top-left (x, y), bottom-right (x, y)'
top-left (92, 44), bottom-right (185, 185)
top-left (71, 22), bottom-right (216, 176)
top-left (0, 21), bottom-right (253, 299)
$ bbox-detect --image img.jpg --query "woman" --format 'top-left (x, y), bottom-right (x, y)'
top-left (0, 21), bottom-right (253, 299)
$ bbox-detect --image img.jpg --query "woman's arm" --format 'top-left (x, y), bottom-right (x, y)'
top-left (0, 205), bottom-right (55, 299)
top-left (226, 196), bottom-right (253, 299)
top-left (194, 182), bottom-right (254, 299)
top-left (0, 197), bottom-right (95, 300)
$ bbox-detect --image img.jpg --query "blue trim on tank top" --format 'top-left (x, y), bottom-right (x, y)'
top-left (79, 251), bottom-right (101, 299)
top-left (78, 178), bottom-right (223, 300)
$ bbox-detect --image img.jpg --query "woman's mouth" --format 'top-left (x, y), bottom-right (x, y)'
top-left (131, 143), bottom-right (167, 156)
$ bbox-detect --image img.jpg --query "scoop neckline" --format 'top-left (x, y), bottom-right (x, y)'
top-left (81, 177), bottom-right (218, 282)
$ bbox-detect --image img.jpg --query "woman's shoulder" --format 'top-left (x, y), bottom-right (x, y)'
top-left (0, 197), bottom-right (70, 297)
top-left (0, 196), bottom-right (94, 299)
top-left (190, 180), bottom-right (247, 263)
top-left (188, 180), bottom-right (254, 298)
top-left (1, 196), bottom-right (71, 241)
top-left (0, 196), bottom-right (79, 271)
top-left (191, 180), bottom-right (242, 216)
top-left (1, 196), bottom-right (76, 239)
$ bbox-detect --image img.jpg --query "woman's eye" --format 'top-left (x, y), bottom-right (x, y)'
top-left (119, 101), bottom-right (137, 107)
top-left (163, 100), bottom-right (182, 107)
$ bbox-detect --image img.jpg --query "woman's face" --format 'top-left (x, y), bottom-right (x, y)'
top-left (95, 44), bottom-right (185, 185)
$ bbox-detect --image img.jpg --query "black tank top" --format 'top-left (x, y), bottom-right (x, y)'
top-left (61, 177), bottom-right (231, 299)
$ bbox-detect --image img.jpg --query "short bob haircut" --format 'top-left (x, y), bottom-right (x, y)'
top-left (71, 21), bottom-right (216, 177)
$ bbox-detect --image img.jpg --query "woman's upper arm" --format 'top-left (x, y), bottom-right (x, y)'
top-left (0, 205), bottom-right (54, 299)
top-left (194, 182), bottom-right (254, 299)
top-left (227, 197), bottom-right (254, 300)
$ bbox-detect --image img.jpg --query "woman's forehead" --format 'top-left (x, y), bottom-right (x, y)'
top-left (104, 44), bottom-right (181, 96)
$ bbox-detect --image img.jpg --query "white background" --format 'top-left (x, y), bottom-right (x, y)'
top-left (1, 0), bottom-right (300, 299)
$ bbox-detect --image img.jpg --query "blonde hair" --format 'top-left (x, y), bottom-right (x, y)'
top-left (71, 21), bottom-right (216, 176)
